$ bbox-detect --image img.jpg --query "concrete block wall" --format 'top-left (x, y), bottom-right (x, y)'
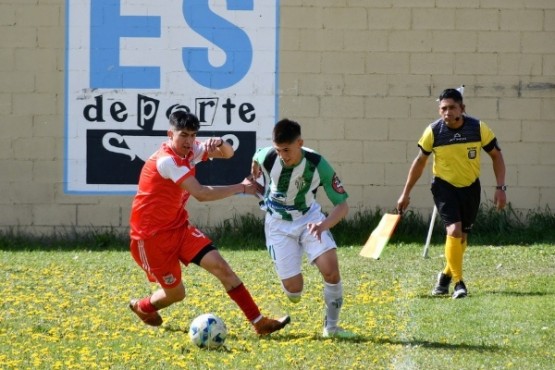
top-left (0, 0), bottom-right (553, 235)
top-left (279, 0), bottom-right (555, 218)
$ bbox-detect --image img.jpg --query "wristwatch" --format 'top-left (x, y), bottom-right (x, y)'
top-left (495, 185), bottom-right (507, 191)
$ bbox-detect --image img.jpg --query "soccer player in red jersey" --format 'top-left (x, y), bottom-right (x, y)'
top-left (128, 111), bottom-right (290, 336)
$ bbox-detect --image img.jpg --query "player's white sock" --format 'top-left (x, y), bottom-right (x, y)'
top-left (323, 281), bottom-right (343, 329)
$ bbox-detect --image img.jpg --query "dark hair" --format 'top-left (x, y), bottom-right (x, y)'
top-left (273, 118), bottom-right (301, 144)
top-left (169, 111), bottom-right (200, 132)
top-left (438, 88), bottom-right (463, 104)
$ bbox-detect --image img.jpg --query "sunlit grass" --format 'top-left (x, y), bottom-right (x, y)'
top-left (1, 245), bottom-right (554, 369)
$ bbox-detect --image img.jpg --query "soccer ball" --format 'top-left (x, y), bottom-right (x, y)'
top-left (188, 313), bottom-right (227, 349)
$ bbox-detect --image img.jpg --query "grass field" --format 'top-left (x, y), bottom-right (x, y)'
top-left (1, 243), bottom-right (553, 369)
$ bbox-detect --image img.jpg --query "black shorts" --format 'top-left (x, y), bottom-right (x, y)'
top-left (431, 177), bottom-right (481, 233)
top-left (191, 244), bottom-right (217, 266)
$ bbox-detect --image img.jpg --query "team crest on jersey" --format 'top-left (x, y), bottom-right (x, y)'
top-left (467, 147), bottom-right (477, 159)
top-left (332, 173), bottom-right (346, 194)
top-left (295, 176), bottom-right (306, 190)
top-left (162, 273), bottom-right (176, 285)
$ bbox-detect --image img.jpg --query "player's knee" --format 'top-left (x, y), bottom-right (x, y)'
top-left (281, 281), bottom-right (303, 303)
top-left (322, 271), bottom-right (341, 285)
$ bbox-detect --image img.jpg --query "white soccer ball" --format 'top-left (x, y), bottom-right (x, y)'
top-left (188, 313), bottom-right (227, 349)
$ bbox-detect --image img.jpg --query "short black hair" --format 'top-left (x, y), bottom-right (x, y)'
top-left (273, 118), bottom-right (301, 144)
top-left (438, 88), bottom-right (463, 104)
top-left (169, 111), bottom-right (200, 132)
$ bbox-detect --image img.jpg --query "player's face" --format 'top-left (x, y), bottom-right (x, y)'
top-left (274, 138), bottom-right (303, 167)
top-left (439, 98), bottom-right (465, 127)
top-left (168, 128), bottom-right (197, 157)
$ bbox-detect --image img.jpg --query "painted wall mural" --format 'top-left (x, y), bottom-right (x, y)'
top-left (65, 0), bottom-right (279, 194)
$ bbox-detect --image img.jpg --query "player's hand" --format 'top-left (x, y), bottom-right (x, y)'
top-left (307, 222), bottom-right (324, 242)
top-left (241, 177), bottom-right (257, 195)
top-left (246, 175), bottom-right (265, 197)
top-left (396, 194), bottom-right (410, 215)
top-left (204, 137), bottom-right (224, 152)
top-left (494, 189), bottom-right (507, 210)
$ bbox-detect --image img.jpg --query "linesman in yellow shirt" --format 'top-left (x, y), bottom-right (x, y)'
top-left (397, 88), bottom-right (507, 299)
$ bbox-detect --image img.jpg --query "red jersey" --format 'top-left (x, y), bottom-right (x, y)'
top-left (130, 140), bottom-right (208, 240)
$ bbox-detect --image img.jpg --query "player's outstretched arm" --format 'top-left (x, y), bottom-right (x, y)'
top-left (181, 175), bottom-right (257, 202)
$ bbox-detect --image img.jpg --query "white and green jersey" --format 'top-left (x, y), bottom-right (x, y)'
top-left (253, 147), bottom-right (348, 221)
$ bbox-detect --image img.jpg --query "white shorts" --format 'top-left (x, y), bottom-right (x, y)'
top-left (264, 203), bottom-right (337, 280)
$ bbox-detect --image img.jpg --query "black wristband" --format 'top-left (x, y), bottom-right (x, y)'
top-left (495, 185), bottom-right (507, 191)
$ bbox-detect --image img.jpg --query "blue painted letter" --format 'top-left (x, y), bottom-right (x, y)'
top-left (183, 0), bottom-right (253, 89)
top-left (90, 0), bottom-right (161, 88)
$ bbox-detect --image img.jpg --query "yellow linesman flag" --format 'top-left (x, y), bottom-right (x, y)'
top-left (360, 213), bottom-right (401, 259)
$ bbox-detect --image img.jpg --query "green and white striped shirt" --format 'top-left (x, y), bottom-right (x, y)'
top-left (253, 147), bottom-right (348, 221)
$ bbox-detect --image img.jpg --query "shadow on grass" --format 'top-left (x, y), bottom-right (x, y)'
top-left (162, 323), bottom-right (500, 353)
top-left (481, 290), bottom-right (553, 297)
top-left (414, 294), bottom-right (452, 299)
top-left (162, 324), bottom-right (188, 334)
top-left (415, 290), bottom-right (552, 299)
top-left (379, 338), bottom-right (501, 352)
top-left (255, 332), bottom-right (501, 352)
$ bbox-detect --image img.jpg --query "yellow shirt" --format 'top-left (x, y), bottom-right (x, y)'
top-left (418, 116), bottom-right (498, 188)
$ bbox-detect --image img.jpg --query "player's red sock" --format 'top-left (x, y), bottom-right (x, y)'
top-left (138, 297), bottom-right (158, 313)
top-left (227, 283), bottom-right (261, 322)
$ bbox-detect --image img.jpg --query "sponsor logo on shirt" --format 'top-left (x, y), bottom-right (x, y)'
top-left (450, 133), bottom-right (467, 143)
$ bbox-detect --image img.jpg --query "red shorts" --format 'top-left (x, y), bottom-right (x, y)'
top-left (130, 223), bottom-right (212, 288)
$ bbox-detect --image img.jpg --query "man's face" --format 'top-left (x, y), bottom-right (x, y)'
top-left (168, 128), bottom-right (197, 157)
top-left (273, 138), bottom-right (303, 167)
top-left (438, 98), bottom-right (465, 126)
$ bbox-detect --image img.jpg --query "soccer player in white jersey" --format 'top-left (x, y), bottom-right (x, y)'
top-left (251, 118), bottom-right (355, 338)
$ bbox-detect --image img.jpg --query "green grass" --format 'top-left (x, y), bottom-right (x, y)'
top-left (1, 244), bottom-right (553, 369)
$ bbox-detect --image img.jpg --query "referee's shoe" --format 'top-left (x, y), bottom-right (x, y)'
top-left (431, 272), bottom-right (451, 296)
top-left (452, 281), bottom-right (468, 299)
